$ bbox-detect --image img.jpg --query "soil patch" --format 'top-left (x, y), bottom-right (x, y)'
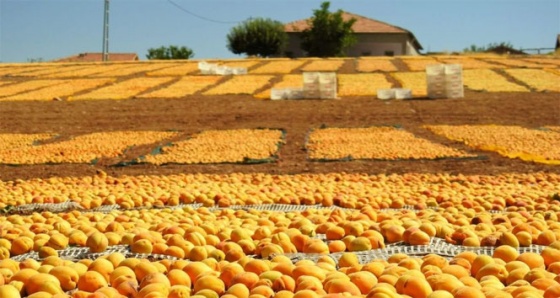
top-left (0, 91), bottom-right (559, 181)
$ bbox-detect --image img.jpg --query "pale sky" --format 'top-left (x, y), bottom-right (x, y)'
top-left (1, 0), bottom-right (559, 62)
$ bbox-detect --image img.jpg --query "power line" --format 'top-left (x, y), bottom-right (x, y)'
top-left (166, 0), bottom-right (241, 24)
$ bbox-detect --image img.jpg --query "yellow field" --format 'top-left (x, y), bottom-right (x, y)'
top-left (435, 57), bottom-right (502, 69)
top-left (0, 55), bottom-right (558, 100)
top-left (0, 133), bottom-right (55, 149)
top-left (5, 78), bottom-right (114, 101)
top-left (43, 63), bottom-right (139, 78)
top-left (0, 131), bottom-right (179, 164)
top-left (402, 58), bottom-right (439, 71)
top-left (137, 76), bottom-right (222, 98)
top-left (142, 129), bottom-right (284, 165)
top-left (0, 170), bottom-right (559, 296)
top-left (203, 75), bottom-right (274, 95)
top-left (391, 72), bottom-right (427, 97)
top-left (300, 59), bottom-right (346, 72)
top-left (251, 60), bottom-right (306, 74)
top-left (0, 80), bottom-right (65, 98)
top-left (425, 125), bottom-right (560, 165)
top-left (71, 77), bottom-right (174, 100)
top-left (486, 58), bottom-right (558, 68)
top-left (504, 68), bottom-right (560, 92)
top-left (356, 58), bottom-right (398, 72)
top-left (462, 69), bottom-right (530, 92)
top-left (145, 62), bottom-right (201, 76)
top-left (254, 74), bottom-right (303, 99)
top-left (337, 73), bottom-right (393, 96)
top-left (306, 126), bottom-right (475, 160)
top-left (1, 56), bottom-right (560, 298)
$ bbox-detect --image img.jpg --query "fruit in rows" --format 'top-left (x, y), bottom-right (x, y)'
top-left (86, 232), bottom-right (108, 253)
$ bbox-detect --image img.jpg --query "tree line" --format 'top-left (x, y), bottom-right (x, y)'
top-left (146, 1), bottom-right (356, 60)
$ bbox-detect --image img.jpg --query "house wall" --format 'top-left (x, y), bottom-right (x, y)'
top-left (284, 33), bottom-right (420, 57)
top-left (347, 33), bottom-right (409, 56)
top-left (406, 40), bottom-right (421, 55)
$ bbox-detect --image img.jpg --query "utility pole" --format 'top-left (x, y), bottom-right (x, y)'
top-left (102, 0), bottom-right (110, 62)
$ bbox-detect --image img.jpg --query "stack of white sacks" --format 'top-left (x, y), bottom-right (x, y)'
top-left (426, 64), bottom-right (464, 99)
top-left (270, 88), bottom-right (304, 100)
top-left (318, 72), bottom-right (337, 99)
top-left (198, 61), bottom-right (247, 75)
top-left (302, 72), bottom-right (338, 99)
top-left (376, 88), bottom-right (412, 100)
top-left (271, 72), bottom-right (338, 100)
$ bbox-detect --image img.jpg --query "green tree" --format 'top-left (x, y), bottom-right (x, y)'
top-left (463, 42), bottom-right (514, 53)
top-left (299, 1), bottom-right (357, 57)
top-left (27, 57), bottom-right (44, 63)
top-left (463, 44), bottom-right (486, 53)
top-left (146, 45), bottom-right (194, 60)
top-left (227, 18), bottom-right (288, 57)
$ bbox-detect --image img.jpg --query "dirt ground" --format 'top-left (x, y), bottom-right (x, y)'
top-left (1, 90), bottom-right (559, 181)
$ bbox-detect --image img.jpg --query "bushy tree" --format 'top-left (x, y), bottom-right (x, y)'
top-left (299, 1), bottom-right (357, 57)
top-left (463, 42), bottom-right (514, 53)
top-left (146, 45), bottom-right (194, 60)
top-left (227, 17), bottom-right (288, 57)
top-left (27, 57), bottom-right (44, 63)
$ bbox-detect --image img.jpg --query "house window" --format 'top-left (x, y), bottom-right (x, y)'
top-left (384, 51), bottom-right (394, 57)
top-left (362, 51), bottom-right (371, 56)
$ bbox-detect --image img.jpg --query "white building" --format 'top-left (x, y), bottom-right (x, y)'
top-left (284, 12), bottom-right (423, 57)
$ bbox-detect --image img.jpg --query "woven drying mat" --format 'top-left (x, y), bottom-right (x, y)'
top-left (87, 204), bottom-right (121, 213)
top-left (84, 245), bottom-right (130, 260)
top-left (9, 201), bottom-right (83, 215)
top-left (4, 201), bottom-right (508, 216)
top-left (130, 203), bottom-right (204, 211)
top-left (86, 203), bottom-right (204, 213)
top-left (209, 204), bottom-right (336, 212)
top-left (10, 251), bottom-right (39, 262)
top-left (10, 246), bottom-right (90, 262)
top-left (275, 237), bottom-right (547, 265)
top-left (11, 245), bottom-right (129, 262)
top-left (124, 252), bottom-right (179, 261)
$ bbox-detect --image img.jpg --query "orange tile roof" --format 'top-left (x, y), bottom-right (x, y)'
top-left (285, 12), bottom-right (407, 34)
top-left (53, 52), bottom-right (139, 62)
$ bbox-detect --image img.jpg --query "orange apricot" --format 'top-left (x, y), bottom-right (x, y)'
top-left (272, 275), bottom-right (296, 292)
top-left (544, 284), bottom-right (560, 298)
top-left (49, 266), bottom-right (79, 292)
top-left (493, 245), bottom-right (519, 263)
top-left (194, 274), bottom-right (225, 296)
top-left (324, 278), bottom-right (362, 296)
top-left (541, 247), bottom-right (560, 267)
top-left (226, 283), bottom-right (250, 298)
top-left (326, 226), bottom-right (346, 241)
top-left (517, 252), bottom-right (545, 270)
top-left (167, 269), bottom-right (191, 288)
top-left (77, 271), bottom-right (108, 292)
top-left (348, 271), bottom-right (377, 294)
top-left (338, 253), bottom-right (360, 268)
top-left (250, 285), bottom-right (274, 298)
top-left (452, 286), bottom-right (485, 298)
top-left (86, 232), bottom-right (108, 253)
top-left (395, 274), bottom-right (432, 298)
top-left (25, 273), bottom-right (63, 295)
top-left (230, 272), bottom-right (259, 290)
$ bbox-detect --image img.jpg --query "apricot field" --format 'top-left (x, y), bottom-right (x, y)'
top-left (0, 171), bottom-right (559, 298)
top-left (0, 54), bottom-right (559, 298)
